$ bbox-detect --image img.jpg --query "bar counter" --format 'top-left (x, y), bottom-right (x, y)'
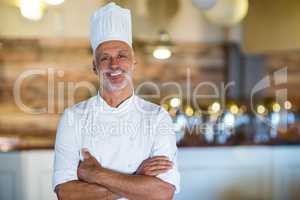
top-left (0, 138), bottom-right (299, 200)
top-left (0, 135), bottom-right (54, 152)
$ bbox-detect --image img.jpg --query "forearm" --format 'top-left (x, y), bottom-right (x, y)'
top-left (95, 168), bottom-right (174, 200)
top-left (56, 180), bottom-right (120, 200)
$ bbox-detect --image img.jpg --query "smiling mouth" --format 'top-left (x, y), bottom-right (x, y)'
top-left (105, 70), bottom-right (125, 82)
top-left (107, 71), bottom-right (123, 77)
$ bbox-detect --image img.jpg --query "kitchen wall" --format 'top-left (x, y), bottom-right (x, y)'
top-left (0, 0), bottom-right (227, 42)
top-left (243, 0), bottom-right (300, 53)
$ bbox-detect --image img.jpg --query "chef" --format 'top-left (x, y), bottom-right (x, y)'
top-left (53, 2), bottom-right (180, 200)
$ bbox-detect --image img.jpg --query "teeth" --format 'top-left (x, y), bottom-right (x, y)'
top-left (110, 71), bottom-right (122, 76)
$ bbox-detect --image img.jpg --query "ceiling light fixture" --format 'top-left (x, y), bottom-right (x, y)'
top-left (152, 31), bottom-right (173, 60)
top-left (44, 0), bottom-right (64, 6)
top-left (203, 0), bottom-right (249, 26)
top-left (20, 0), bottom-right (44, 21)
top-left (153, 47), bottom-right (172, 60)
top-left (192, 0), bottom-right (217, 10)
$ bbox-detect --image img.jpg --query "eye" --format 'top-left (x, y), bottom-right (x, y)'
top-left (118, 54), bottom-right (128, 59)
top-left (100, 56), bottom-right (109, 62)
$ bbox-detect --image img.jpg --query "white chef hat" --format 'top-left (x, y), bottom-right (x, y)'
top-left (90, 2), bottom-right (132, 53)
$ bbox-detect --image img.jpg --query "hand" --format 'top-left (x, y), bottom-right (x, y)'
top-left (135, 156), bottom-right (173, 176)
top-left (77, 148), bottom-right (102, 184)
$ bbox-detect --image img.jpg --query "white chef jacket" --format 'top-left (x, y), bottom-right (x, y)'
top-left (52, 93), bottom-right (180, 199)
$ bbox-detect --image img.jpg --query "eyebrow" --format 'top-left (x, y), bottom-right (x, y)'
top-left (118, 50), bottom-right (130, 54)
top-left (98, 50), bottom-right (130, 57)
top-left (98, 53), bottom-right (110, 57)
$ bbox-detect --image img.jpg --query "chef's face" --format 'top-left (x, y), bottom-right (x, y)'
top-left (93, 40), bottom-right (135, 92)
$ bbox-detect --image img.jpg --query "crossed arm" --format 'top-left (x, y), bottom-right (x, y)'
top-left (55, 180), bottom-right (119, 200)
top-left (55, 150), bottom-right (175, 200)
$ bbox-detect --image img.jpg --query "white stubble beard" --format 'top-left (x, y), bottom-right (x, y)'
top-left (98, 66), bottom-right (134, 92)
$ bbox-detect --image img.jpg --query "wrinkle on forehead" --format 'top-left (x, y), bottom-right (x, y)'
top-left (96, 40), bottom-right (131, 53)
top-left (94, 40), bottom-right (134, 61)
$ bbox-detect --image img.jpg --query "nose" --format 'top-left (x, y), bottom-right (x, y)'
top-left (110, 57), bottom-right (119, 69)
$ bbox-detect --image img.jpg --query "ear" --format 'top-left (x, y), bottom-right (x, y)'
top-left (92, 60), bottom-right (98, 75)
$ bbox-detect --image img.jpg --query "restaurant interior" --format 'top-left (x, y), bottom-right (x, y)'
top-left (0, 0), bottom-right (300, 199)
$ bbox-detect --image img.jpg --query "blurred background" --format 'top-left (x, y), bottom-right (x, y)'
top-left (0, 0), bottom-right (300, 200)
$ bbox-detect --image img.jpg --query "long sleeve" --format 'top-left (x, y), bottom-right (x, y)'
top-left (52, 109), bottom-right (80, 191)
top-left (151, 108), bottom-right (181, 193)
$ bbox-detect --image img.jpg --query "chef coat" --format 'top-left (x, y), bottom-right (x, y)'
top-left (52, 93), bottom-right (180, 199)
